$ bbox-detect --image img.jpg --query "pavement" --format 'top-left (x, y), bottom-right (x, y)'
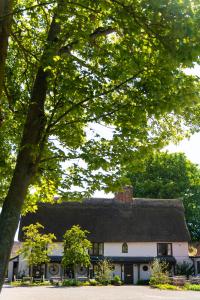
top-left (1, 285), bottom-right (200, 300)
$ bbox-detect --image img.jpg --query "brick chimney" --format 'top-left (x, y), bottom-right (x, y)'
top-left (114, 186), bottom-right (133, 203)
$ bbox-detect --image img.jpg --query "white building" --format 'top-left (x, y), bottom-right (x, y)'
top-left (8, 187), bottom-right (193, 284)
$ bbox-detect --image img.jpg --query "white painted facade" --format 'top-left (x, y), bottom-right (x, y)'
top-left (9, 241), bottom-right (191, 284)
top-left (104, 242), bottom-right (190, 263)
top-left (48, 241), bottom-right (190, 263)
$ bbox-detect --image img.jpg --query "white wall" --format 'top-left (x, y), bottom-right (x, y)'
top-left (104, 242), bottom-right (189, 261)
top-left (140, 264), bottom-right (151, 281)
top-left (49, 243), bottom-right (63, 256)
top-left (113, 264), bottom-right (121, 278)
top-left (133, 265), bottom-right (138, 284)
top-left (7, 262), bottom-right (14, 281)
top-left (18, 255), bottom-right (29, 277)
top-left (104, 242), bottom-right (156, 256)
top-left (172, 242), bottom-right (189, 263)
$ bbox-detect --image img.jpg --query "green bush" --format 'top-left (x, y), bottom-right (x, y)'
top-left (89, 279), bottom-right (98, 286)
top-left (81, 281), bottom-right (90, 286)
top-left (155, 284), bottom-right (181, 290)
top-left (111, 275), bottom-right (122, 285)
top-left (62, 279), bottom-right (81, 287)
top-left (149, 259), bottom-right (169, 286)
top-left (95, 259), bottom-right (113, 284)
top-left (184, 283), bottom-right (200, 291)
top-left (11, 280), bottom-right (51, 287)
top-left (137, 279), bottom-right (149, 285)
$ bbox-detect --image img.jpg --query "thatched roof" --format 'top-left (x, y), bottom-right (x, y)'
top-left (18, 198), bottom-right (190, 242)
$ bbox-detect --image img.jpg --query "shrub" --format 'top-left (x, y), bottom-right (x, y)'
top-left (149, 259), bottom-right (169, 286)
top-left (95, 259), bottom-right (113, 284)
top-left (111, 275), bottom-right (122, 285)
top-left (62, 279), bottom-right (81, 286)
top-left (81, 281), bottom-right (90, 286)
top-left (184, 283), bottom-right (200, 291)
top-left (11, 280), bottom-right (51, 287)
top-left (89, 279), bottom-right (98, 286)
top-left (155, 284), bottom-right (181, 290)
top-left (137, 279), bottom-right (149, 285)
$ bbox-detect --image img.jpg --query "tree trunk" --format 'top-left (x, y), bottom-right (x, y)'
top-left (0, 0), bottom-right (14, 125)
top-left (0, 65), bottom-right (47, 290)
top-left (0, 9), bottom-right (61, 290)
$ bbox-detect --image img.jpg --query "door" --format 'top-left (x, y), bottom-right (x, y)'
top-left (13, 261), bottom-right (19, 280)
top-left (124, 264), bottom-right (133, 284)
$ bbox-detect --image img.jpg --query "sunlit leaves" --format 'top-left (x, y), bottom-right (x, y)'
top-left (1, 0), bottom-right (200, 207)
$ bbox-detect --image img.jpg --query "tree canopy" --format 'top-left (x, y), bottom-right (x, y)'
top-left (129, 152), bottom-right (200, 240)
top-left (62, 225), bottom-right (91, 275)
top-left (18, 223), bottom-right (56, 268)
top-left (0, 0), bottom-right (200, 289)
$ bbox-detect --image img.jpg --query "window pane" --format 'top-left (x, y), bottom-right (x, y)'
top-left (197, 261), bottom-right (200, 274)
top-left (167, 244), bottom-right (172, 255)
top-left (158, 243), bottom-right (167, 256)
top-left (93, 243), bottom-right (99, 255)
top-left (122, 242), bottom-right (128, 253)
top-left (88, 247), bottom-right (93, 255)
top-left (158, 243), bottom-right (172, 256)
top-left (99, 243), bottom-right (104, 255)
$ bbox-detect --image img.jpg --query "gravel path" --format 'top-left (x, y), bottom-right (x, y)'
top-left (1, 285), bottom-right (200, 300)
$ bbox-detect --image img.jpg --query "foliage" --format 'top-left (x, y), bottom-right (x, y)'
top-left (11, 280), bottom-right (51, 287)
top-left (129, 152), bottom-right (200, 240)
top-left (95, 259), bottom-right (113, 284)
top-left (154, 283), bottom-right (181, 290)
top-left (62, 225), bottom-right (91, 274)
top-left (62, 279), bottom-right (81, 287)
top-left (149, 259), bottom-right (169, 286)
top-left (1, 0), bottom-right (200, 209)
top-left (111, 275), bottom-right (122, 285)
top-left (176, 262), bottom-right (194, 277)
top-left (1, 0), bottom-right (200, 288)
top-left (81, 281), bottom-right (90, 286)
top-left (89, 279), bottom-right (98, 286)
top-left (137, 279), bottom-right (149, 285)
top-left (18, 223), bottom-right (56, 267)
top-left (184, 283), bottom-right (200, 291)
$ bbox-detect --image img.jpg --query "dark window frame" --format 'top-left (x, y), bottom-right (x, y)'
top-left (157, 243), bottom-right (172, 256)
top-left (89, 242), bottom-right (104, 256)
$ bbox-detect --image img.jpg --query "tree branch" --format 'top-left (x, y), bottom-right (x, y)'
top-left (47, 70), bottom-right (144, 130)
top-left (0, 1), bottom-right (99, 21)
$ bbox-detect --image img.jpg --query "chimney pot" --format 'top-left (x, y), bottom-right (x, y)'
top-left (114, 186), bottom-right (133, 203)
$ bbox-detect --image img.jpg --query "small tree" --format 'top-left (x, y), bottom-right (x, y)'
top-left (149, 259), bottom-right (169, 286)
top-left (62, 225), bottom-right (92, 279)
top-left (18, 223), bottom-right (56, 276)
top-left (95, 259), bottom-right (113, 285)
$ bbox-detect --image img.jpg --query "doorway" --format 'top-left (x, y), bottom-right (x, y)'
top-left (124, 264), bottom-right (133, 284)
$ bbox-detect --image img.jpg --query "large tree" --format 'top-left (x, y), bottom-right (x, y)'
top-left (129, 152), bottom-right (200, 240)
top-left (0, 0), bottom-right (200, 290)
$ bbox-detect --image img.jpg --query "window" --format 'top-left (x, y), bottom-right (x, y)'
top-left (143, 265), bottom-right (148, 272)
top-left (197, 261), bottom-right (200, 274)
top-left (122, 242), bottom-right (128, 253)
top-left (89, 243), bottom-right (104, 255)
top-left (157, 243), bottom-right (172, 256)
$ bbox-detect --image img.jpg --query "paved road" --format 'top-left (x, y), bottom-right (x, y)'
top-left (1, 285), bottom-right (200, 300)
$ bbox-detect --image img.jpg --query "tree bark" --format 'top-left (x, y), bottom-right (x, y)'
top-left (0, 10), bottom-right (61, 290)
top-left (0, 0), bottom-right (14, 125)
